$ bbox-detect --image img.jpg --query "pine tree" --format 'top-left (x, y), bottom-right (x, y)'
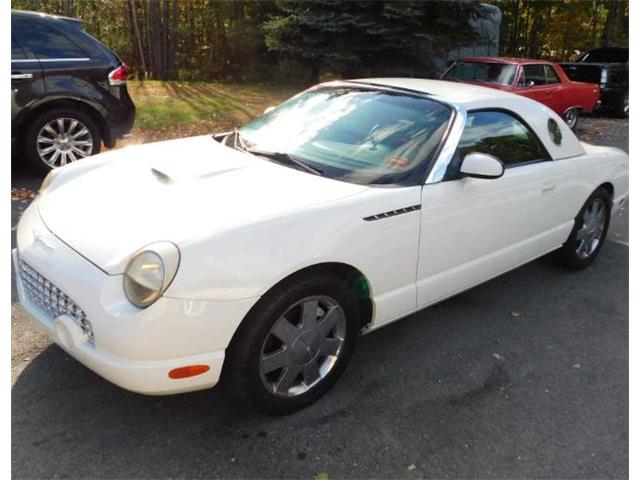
top-left (264, 0), bottom-right (485, 83)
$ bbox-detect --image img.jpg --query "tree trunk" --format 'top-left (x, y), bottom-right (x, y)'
top-left (309, 62), bottom-right (320, 84)
top-left (601, 0), bottom-right (618, 47)
top-left (146, 0), bottom-right (163, 79)
top-left (171, 0), bottom-right (178, 79)
top-left (162, 0), bottom-right (170, 80)
top-left (591, 0), bottom-right (601, 46)
top-left (129, 0), bottom-right (147, 77)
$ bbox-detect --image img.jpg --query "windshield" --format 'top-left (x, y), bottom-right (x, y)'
top-left (237, 86), bottom-right (452, 186)
top-left (443, 61), bottom-right (517, 86)
top-left (578, 49), bottom-right (628, 63)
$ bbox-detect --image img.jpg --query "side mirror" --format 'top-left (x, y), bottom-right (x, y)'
top-left (263, 106), bottom-right (276, 114)
top-left (459, 152), bottom-right (504, 179)
top-left (526, 80), bottom-right (536, 88)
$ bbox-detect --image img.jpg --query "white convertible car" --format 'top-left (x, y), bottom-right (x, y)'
top-left (14, 79), bottom-right (628, 414)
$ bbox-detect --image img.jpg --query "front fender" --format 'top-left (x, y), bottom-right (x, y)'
top-left (165, 186), bottom-right (423, 317)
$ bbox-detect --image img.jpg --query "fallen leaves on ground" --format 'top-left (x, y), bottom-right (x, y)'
top-left (11, 188), bottom-right (37, 202)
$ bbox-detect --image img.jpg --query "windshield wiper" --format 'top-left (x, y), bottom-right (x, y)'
top-left (232, 128), bottom-right (250, 151)
top-left (246, 148), bottom-right (324, 176)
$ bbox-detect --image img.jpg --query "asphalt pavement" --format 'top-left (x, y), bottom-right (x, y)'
top-left (11, 115), bottom-right (628, 479)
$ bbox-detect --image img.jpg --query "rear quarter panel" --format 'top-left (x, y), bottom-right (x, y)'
top-left (563, 81), bottom-right (600, 112)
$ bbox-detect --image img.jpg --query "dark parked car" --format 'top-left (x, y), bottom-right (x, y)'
top-left (560, 47), bottom-right (628, 118)
top-left (11, 10), bottom-right (135, 174)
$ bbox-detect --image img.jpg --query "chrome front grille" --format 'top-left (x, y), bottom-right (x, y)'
top-left (19, 259), bottom-right (94, 343)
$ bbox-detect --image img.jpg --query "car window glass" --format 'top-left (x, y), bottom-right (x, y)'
top-left (520, 65), bottom-right (546, 86)
top-left (544, 65), bottom-right (561, 84)
top-left (454, 111), bottom-right (549, 168)
top-left (443, 62), bottom-right (516, 86)
top-left (547, 119), bottom-right (562, 145)
top-left (579, 49), bottom-right (628, 63)
top-left (239, 87), bottom-right (452, 186)
top-left (15, 18), bottom-right (88, 59)
top-left (11, 33), bottom-right (28, 59)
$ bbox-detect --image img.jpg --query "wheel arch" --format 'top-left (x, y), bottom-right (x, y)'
top-left (562, 105), bottom-right (584, 116)
top-left (244, 262), bottom-right (374, 333)
top-left (597, 182), bottom-right (614, 200)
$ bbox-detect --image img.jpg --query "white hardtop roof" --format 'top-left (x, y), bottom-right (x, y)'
top-left (350, 78), bottom-right (517, 104)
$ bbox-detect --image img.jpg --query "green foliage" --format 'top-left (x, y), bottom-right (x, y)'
top-left (489, 0), bottom-right (629, 60)
top-left (313, 473), bottom-right (330, 480)
top-left (10, 0), bottom-right (629, 82)
top-left (264, 0), bottom-right (485, 81)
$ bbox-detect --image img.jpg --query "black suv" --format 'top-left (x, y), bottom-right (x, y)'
top-left (560, 47), bottom-right (629, 118)
top-left (11, 10), bottom-right (135, 174)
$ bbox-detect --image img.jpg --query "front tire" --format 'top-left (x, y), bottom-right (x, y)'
top-left (554, 187), bottom-right (611, 269)
top-left (25, 108), bottom-right (101, 175)
top-left (224, 273), bottom-right (360, 415)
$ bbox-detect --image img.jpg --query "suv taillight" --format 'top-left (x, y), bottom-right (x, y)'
top-left (108, 65), bottom-right (130, 86)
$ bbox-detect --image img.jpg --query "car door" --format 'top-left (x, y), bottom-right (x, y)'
top-left (541, 64), bottom-right (570, 114)
top-left (12, 15), bottom-right (97, 101)
top-left (416, 109), bottom-right (562, 308)
top-left (516, 64), bottom-right (561, 115)
top-left (11, 28), bottom-right (45, 128)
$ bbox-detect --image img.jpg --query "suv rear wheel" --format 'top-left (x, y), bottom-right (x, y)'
top-left (25, 108), bottom-right (101, 175)
top-left (616, 91), bottom-right (629, 118)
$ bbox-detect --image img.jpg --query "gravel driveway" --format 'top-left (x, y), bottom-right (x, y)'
top-left (11, 115), bottom-right (628, 479)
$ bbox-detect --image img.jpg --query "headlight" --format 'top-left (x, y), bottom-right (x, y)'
top-left (39, 168), bottom-right (60, 193)
top-left (123, 242), bottom-right (180, 308)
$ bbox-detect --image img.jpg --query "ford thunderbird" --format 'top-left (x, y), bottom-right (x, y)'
top-left (14, 79), bottom-right (629, 414)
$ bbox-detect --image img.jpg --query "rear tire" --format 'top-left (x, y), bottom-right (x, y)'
top-left (223, 273), bottom-right (360, 415)
top-left (562, 108), bottom-right (580, 131)
top-left (615, 91), bottom-right (629, 118)
top-left (24, 108), bottom-right (101, 176)
top-left (553, 187), bottom-right (611, 269)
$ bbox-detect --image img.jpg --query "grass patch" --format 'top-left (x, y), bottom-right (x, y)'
top-left (127, 81), bottom-right (299, 136)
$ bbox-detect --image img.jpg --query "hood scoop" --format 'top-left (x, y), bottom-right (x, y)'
top-left (151, 168), bottom-right (173, 184)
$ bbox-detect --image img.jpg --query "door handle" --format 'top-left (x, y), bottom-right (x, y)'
top-left (542, 184), bottom-right (556, 194)
top-left (11, 73), bottom-right (33, 79)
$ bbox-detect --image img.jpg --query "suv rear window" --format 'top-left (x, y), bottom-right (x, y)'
top-left (579, 49), bottom-right (628, 63)
top-left (14, 18), bottom-right (88, 60)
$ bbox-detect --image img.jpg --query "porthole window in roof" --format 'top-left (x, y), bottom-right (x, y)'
top-left (548, 118), bottom-right (562, 145)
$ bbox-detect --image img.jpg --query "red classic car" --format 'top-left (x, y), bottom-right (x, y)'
top-left (441, 57), bottom-right (600, 130)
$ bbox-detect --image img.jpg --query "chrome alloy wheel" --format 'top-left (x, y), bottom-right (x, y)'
top-left (259, 295), bottom-right (347, 397)
top-left (563, 109), bottom-right (578, 129)
top-left (36, 118), bottom-right (94, 167)
top-left (576, 197), bottom-right (606, 259)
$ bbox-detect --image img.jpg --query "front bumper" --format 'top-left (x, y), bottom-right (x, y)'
top-left (14, 203), bottom-right (256, 395)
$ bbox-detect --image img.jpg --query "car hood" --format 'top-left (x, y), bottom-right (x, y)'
top-left (38, 135), bottom-right (368, 274)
